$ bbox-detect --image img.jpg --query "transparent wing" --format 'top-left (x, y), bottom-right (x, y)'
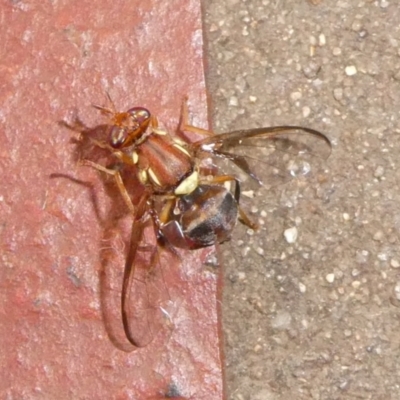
top-left (193, 126), bottom-right (331, 187)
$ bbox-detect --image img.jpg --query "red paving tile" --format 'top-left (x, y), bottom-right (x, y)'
top-left (0, 1), bottom-right (224, 398)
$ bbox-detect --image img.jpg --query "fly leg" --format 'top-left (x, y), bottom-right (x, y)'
top-left (178, 97), bottom-right (215, 140)
top-left (80, 160), bottom-right (136, 216)
top-left (87, 137), bottom-right (136, 166)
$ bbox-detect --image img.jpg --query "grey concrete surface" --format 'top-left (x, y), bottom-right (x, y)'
top-left (203, 1), bottom-right (400, 399)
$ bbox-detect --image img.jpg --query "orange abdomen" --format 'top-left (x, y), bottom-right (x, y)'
top-left (138, 135), bottom-right (193, 191)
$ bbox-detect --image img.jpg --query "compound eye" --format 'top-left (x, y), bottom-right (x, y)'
top-left (127, 107), bottom-right (151, 126)
top-left (109, 126), bottom-right (129, 148)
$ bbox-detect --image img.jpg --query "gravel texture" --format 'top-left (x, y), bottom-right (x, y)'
top-left (204, 1), bottom-right (400, 399)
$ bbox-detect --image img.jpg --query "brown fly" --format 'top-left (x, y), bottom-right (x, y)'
top-left (66, 96), bottom-right (331, 349)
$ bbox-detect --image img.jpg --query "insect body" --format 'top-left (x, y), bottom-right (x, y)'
top-left (162, 184), bottom-right (239, 249)
top-left (74, 98), bottom-right (331, 349)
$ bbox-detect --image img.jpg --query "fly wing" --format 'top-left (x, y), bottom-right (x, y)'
top-left (121, 199), bottom-right (172, 348)
top-left (193, 126), bottom-right (331, 187)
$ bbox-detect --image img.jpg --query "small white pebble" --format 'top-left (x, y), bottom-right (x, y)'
top-left (249, 95), bottom-right (257, 103)
top-left (301, 319), bottom-right (308, 329)
top-left (378, 253), bottom-right (388, 261)
top-left (394, 282), bottom-right (400, 300)
top-left (290, 91), bottom-right (302, 101)
top-left (302, 106), bottom-right (311, 118)
top-left (325, 331), bottom-right (332, 339)
top-left (237, 271), bottom-right (246, 281)
top-left (332, 47), bottom-right (342, 56)
top-left (373, 230), bottom-right (384, 242)
top-left (326, 273), bottom-right (335, 283)
top-left (256, 247), bottom-right (264, 255)
top-left (253, 344), bottom-right (262, 353)
top-left (391, 259), bottom-right (400, 268)
top-left (318, 33), bottom-right (326, 46)
top-left (352, 268), bottom-right (360, 277)
top-left (345, 65), bottom-right (357, 76)
top-left (343, 213), bottom-right (350, 220)
top-left (352, 280), bottom-right (361, 289)
top-left (242, 190), bottom-right (255, 198)
top-left (299, 282), bottom-right (307, 293)
top-left (242, 246), bottom-right (250, 257)
top-left (284, 227), bottom-right (298, 243)
top-left (276, 275), bottom-right (284, 282)
top-left (229, 96), bottom-right (239, 106)
top-left (209, 23), bottom-right (218, 33)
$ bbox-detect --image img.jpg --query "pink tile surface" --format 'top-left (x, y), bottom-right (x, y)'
top-left (0, 1), bottom-right (224, 398)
